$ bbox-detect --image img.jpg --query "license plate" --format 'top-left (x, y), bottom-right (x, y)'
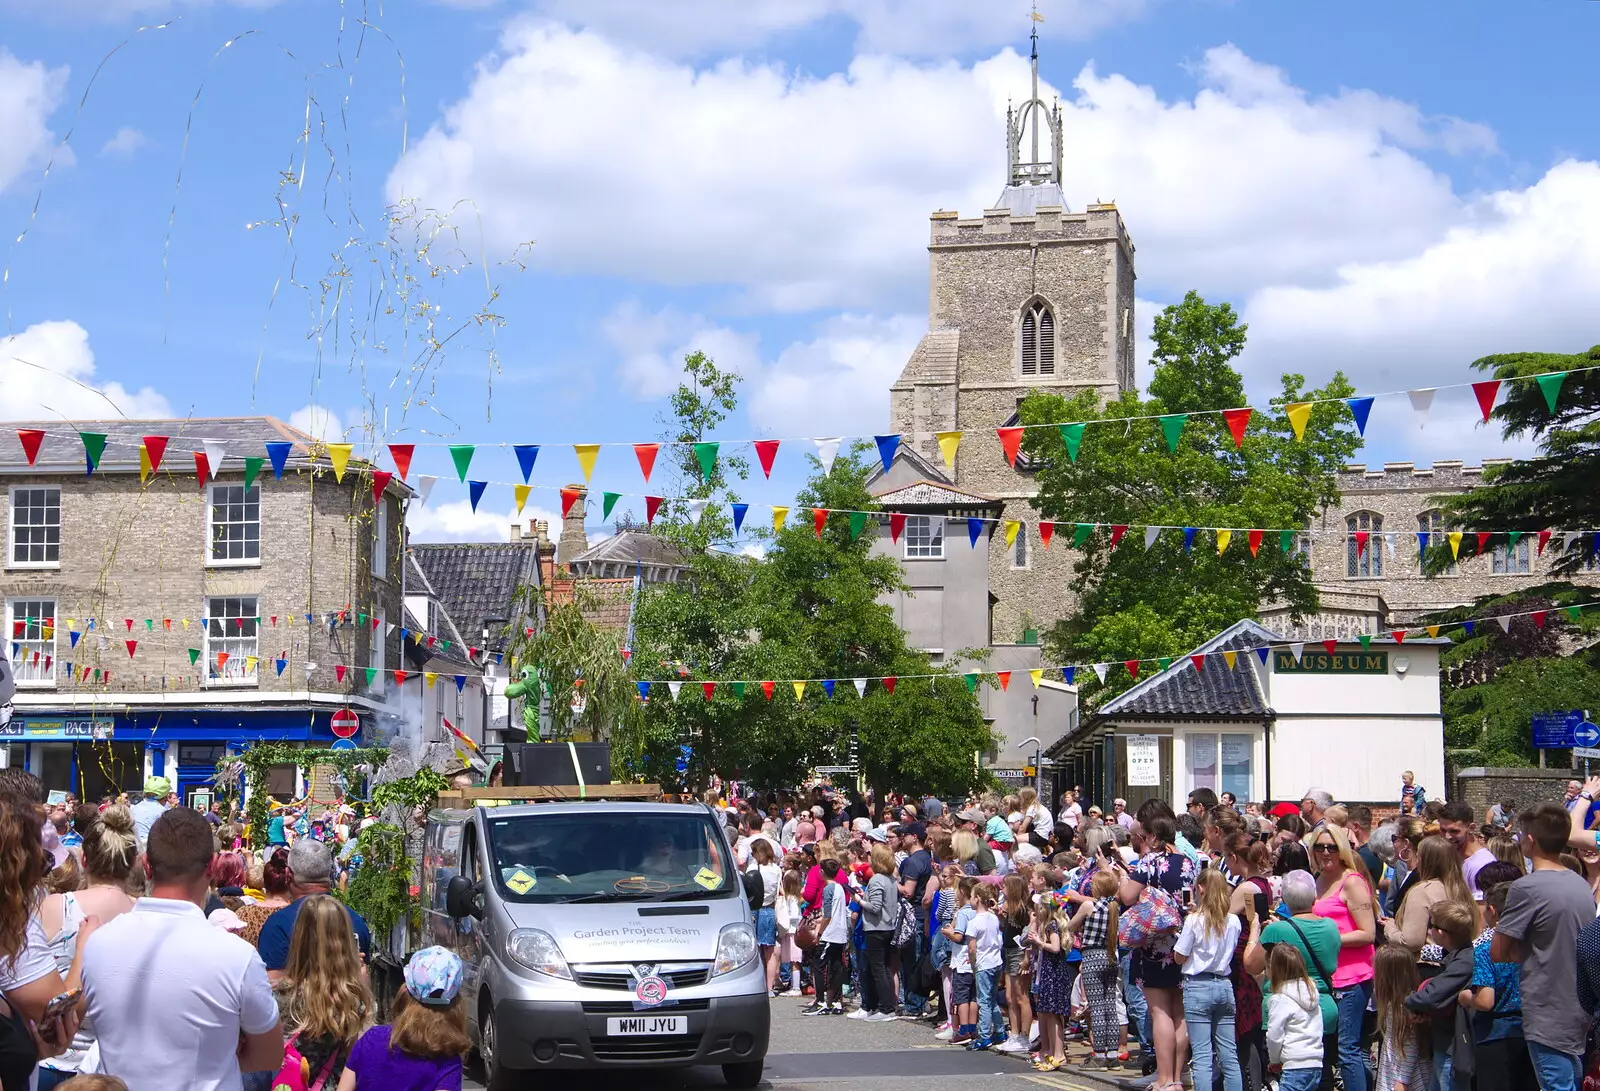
top-left (606, 1015), bottom-right (688, 1036)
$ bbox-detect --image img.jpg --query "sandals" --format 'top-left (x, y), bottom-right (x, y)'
top-left (1031, 1056), bottom-right (1063, 1072)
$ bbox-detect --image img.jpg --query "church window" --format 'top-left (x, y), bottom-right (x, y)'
top-left (1492, 536), bottom-right (1531, 575)
top-left (1020, 300), bottom-right (1055, 377)
top-left (904, 516), bottom-right (944, 559)
top-left (1012, 524), bottom-right (1029, 569)
top-left (1346, 511), bottom-right (1383, 579)
top-left (1417, 510), bottom-right (1456, 576)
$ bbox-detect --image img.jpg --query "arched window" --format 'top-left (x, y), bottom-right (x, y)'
top-left (1020, 300), bottom-right (1055, 377)
top-left (1417, 509), bottom-right (1456, 576)
top-left (1346, 511), bottom-right (1384, 579)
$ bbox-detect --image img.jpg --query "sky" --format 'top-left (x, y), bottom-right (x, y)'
top-left (1, 0), bottom-right (1597, 543)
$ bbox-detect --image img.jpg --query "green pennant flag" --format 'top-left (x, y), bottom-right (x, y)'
top-left (448, 445), bottom-right (475, 482)
top-left (1568, 606), bottom-right (1583, 623)
top-left (187, 648), bottom-right (200, 665)
top-left (1059, 423), bottom-right (1085, 463)
top-left (848, 512), bottom-right (868, 540)
top-left (1536, 371), bottom-right (1567, 413)
top-left (441, 640), bottom-right (452, 652)
top-left (1157, 657), bottom-right (1173, 672)
top-left (80, 432), bottom-right (107, 475)
top-left (365, 668), bottom-right (378, 687)
top-left (602, 492), bottom-right (621, 520)
top-left (693, 441), bottom-right (719, 479)
top-left (1072, 523), bottom-right (1094, 548)
top-left (1507, 530), bottom-right (1523, 549)
top-left (963, 672), bottom-right (979, 692)
top-left (243, 456), bottom-right (264, 490)
top-left (1158, 414), bottom-right (1188, 453)
top-left (1279, 529), bottom-right (1295, 553)
top-left (731, 681), bottom-right (746, 699)
top-left (358, 612), bottom-right (368, 627)
top-left (144, 618), bottom-right (153, 631)
top-left (1358, 634), bottom-right (1372, 650)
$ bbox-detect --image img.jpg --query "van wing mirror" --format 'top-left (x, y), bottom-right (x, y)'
top-left (445, 874), bottom-right (483, 920)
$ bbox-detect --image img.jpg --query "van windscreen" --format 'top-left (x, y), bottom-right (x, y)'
top-left (485, 810), bottom-right (737, 903)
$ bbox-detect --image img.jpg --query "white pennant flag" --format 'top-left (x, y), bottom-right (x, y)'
top-left (1561, 531), bottom-right (1577, 553)
top-left (852, 678), bottom-right (867, 698)
top-left (1289, 642), bottom-right (1305, 661)
top-left (417, 475), bottom-right (438, 506)
top-left (1384, 532), bottom-right (1396, 558)
top-left (687, 499), bottom-right (709, 522)
top-left (385, 623), bottom-right (395, 636)
top-left (1144, 526), bottom-right (1160, 550)
top-left (202, 439), bottom-right (227, 474)
top-left (814, 438), bottom-right (842, 476)
top-left (1092, 663), bottom-right (1108, 683)
top-left (1408, 388), bottom-right (1436, 427)
top-left (667, 681), bottom-right (683, 700)
top-left (1496, 616), bottom-right (1511, 633)
top-left (306, 663), bottom-right (317, 675)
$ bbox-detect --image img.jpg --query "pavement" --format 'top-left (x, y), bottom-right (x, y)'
top-left (463, 995), bottom-right (1150, 1091)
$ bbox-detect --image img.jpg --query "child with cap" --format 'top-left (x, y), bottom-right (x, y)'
top-left (338, 946), bottom-right (469, 1090)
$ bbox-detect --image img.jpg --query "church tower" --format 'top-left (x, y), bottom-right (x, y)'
top-left (887, 23), bottom-right (1137, 642)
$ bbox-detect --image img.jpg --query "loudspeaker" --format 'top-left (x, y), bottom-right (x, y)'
top-left (505, 743), bottom-right (612, 787)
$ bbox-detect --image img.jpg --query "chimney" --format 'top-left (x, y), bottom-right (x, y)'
top-left (527, 518), bottom-right (538, 541)
top-left (557, 485), bottom-right (588, 563)
top-left (509, 523), bottom-right (522, 541)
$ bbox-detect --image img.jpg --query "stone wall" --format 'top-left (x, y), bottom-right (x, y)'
top-left (1452, 765), bottom-right (1583, 817)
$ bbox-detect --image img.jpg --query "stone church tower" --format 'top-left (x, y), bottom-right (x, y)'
top-left (887, 27), bottom-right (1137, 643)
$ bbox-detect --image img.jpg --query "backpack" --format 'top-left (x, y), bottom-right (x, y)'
top-left (272, 1033), bottom-right (337, 1091)
top-left (892, 897), bottom-right (918, 948)
top-left (1116, 885), bottom-right (1183, 948)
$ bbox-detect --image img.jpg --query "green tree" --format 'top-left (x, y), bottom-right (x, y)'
top-left (1018, 292), bottom-right (1363, 703)
top-left (1430, 346), bottom-right (1600, 574)
top-left (657, 350), bottom-right (749, 552)
top-left (503, 583), bottom-right (640, 743)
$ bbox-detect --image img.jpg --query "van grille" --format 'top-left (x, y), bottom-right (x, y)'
top-left (589, 1034), bottom-right (704, 1062)
top-left (580, 998), bottom-right (711, 1014)
top-left (571, 966), bottom-right (712, 990)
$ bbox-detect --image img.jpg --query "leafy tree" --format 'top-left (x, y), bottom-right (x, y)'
top-left (1018, 292), bottom-right (1362, 703)
top-left (503, 583), bottom-right (640, 744)
top-left (658, 350), bottom-right (749, 551)
top-left (1430, 345), bottom-right (1600, 574)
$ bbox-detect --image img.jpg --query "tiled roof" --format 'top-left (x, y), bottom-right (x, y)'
top-left (1, 416), bottom-right (376, 476)
top-left (569, 531), bottom-right (690, 572)
top-left (872, 480), bottom-right (1001, 510)
top-left (409, 542), bottom-right (539, 652)
top-left (1097, 619), bottom-right (1279, 720)
top-left (892, 329), bottom-right (960, 386)
top-left (547, 576), bottom-right (635, 632)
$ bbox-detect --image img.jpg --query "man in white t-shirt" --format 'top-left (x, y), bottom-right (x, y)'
top-left (83, 806), bottom-right (283, 1091)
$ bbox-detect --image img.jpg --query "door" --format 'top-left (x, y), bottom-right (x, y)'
top-left (176, 743), bottom-right (226, 808)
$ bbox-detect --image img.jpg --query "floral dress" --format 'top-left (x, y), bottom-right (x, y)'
top-left (1129, 850), bottom-right (1197, 990)
top-left (1034, 922), bottom-right (1072, 1016)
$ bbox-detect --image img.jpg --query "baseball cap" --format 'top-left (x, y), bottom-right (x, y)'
top-left (956, 808), bottom-right (985, 825)
top-left (143, 776), bottom-right (171, 798)
top-left (405, 946), bottom-right (464, 1006)
top-left (902, 821), bottom-right (927, 841)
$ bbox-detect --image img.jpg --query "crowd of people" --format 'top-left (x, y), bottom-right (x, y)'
top-left (718, 773), bottom-right (1600, 1091)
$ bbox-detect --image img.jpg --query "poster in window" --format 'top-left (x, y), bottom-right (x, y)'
top-left (1188, 734), bottom-right (1218, 789)
top-left (1126, 735), bottom-right (1161, 787)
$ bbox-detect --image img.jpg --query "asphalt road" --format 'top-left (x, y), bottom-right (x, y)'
top-left (462, 995), bottom-right (1122, 1091)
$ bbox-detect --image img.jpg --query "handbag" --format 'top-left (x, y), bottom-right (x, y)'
top-left (1117, 885), bottom-right (1182, 948)
top-left (1283, 915), bottom-right (1337, 994)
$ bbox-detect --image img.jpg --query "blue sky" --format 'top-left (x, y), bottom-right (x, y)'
top-left (2, 0), bottom-right (1597, 541)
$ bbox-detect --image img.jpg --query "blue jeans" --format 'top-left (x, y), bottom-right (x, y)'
top-left (1334, 979), bottom-right (1373, 1091)
top-left (976, 967), bottom-right (1002, 1039)
top-left (1278, 1068), bottom-right (1322, 1091)
top-left (1527, 1040), bottom-right (1584, 1091)
top-left (1123, 951), bottom-right (1151, 1052)
top-left (1181, 973), bottom-right (1242, 1091)
top-left (900, 929), bottom-right (927, 1014)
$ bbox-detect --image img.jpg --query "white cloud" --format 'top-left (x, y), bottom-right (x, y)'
top-left (389, 28), bottom-right (1498, 311)
top-left (0, 49), bottom-right (68, 194)
top-left (601, 302), bottom-right (760, 399)
top-left (285, 404), bottom-right (356, 442)
top-left (747, 313), bottom-right (922, 437)
top-left (406, 499), bottom-right (562, 543)
top-left (99, 127), bottom-right (147, 158)
top-left (0, 319), bottom-right (172, 420)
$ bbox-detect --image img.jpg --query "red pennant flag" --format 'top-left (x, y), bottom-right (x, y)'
top-left (889, 513), bottom-right (907, 543)
top-left (193, 450), bottom-right (211, 488)
top-left (335, 665), bottom-right (347, 682)
top-left (1532, 610), bottom-right (1548, 630)
top-left (370, 615), bottom-right (382, 631)
top-left (164, 618), bottom-right (172, 630)
top-left (1472, 380), bottom-right (1501, 422)
top-left (1537, 529), bottom-right (1552, 556)
top-left (996, 671), bottom-right (1011, 690)
top-left (1476, 531), bottom-right (1491, 555)
top-left (633, 443), bottom-right (660, 482)
top-left (371, 471), bottom-right (392, 504)
top-left (125, 639), bottom-right (137, 657)
top-left (702, 682), bottom-right (716, 700)
top-left (141, 435), bottom-right (169, 475)
top-left (17, 429), bottom-right (44, 466)
top-left (1221, 407), bottom-right (1252, 449)
top-left (1354, 530), bottom-right (1369, 557)
top-left (1124, 660), bottom-right (1140, 680)
top-left (1248, 529), bottom-right (1263, 557)
top-left (644, 496), bottom-right (663, 525)
top-left (560, 488), bottom-right (582, 517)
top-left (1038, 521), bottom-right (1054, 549)
top-left (216, 651), bottom-right (231, 669)
top-left (1392, 629), bottom-right (1407, 644)
top-left (101, 671), bottom-right (110, 685)
top-left (525, 627), bottom-right (534, 637)
top-left (812, 508), bottom-right (828, 538)
top-left (996, 427), bottom-right (1024, 467)
top-left (754, 440), bottom-right (780, 479)
top-left (882, 676), bottom-right (897, 694)
top-left (426, 635), bottom-right (437, 648)
top-left (393, 669), bottom-right (408, 685)
top-left (1109, 525), bottom-right (1128, 550)
top-left (388, 443), bottom-right (414, 480)
top-left (761, 681), bottom-right (774, 701)
top-left (1322, 639), bottom-right (1338, 656)
top-left (124, 619), bottom-right (133, 631)
top-left (1189, 654), bottom-right (1206, 671)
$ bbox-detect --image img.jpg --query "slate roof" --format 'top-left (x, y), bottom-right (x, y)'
top-left (569, 530), bottom-right (690, 573)
top-left (409, 542), bottom-right (539, 653)
top-left (547, 577), bottom-right (635, 632)
top-left (891, 329), bottom-right (960, 387)
top-left (1096, 619), bottom-right (1278, 721)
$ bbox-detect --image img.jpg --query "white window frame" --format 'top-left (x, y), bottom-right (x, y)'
top-left (1346, 511), bottom-right (1384, 579)
top-left (1179, 730), bottom-right (1258, 803)
top-left (8, 486), bottom-right (61, 570)
top-left (1418, 510), bottom-right (1458, 577)
top-left (6, 598), bottom-right (57, 688)
top-left (206, 483), bottom-right (261, 567)
top-left (372, 500), bottom-right (388, 579)
top-left (1492, 536), bottom-right (1531, 575)
top-left (903, 515), bottom-right (944, 559)
top-left (1012, 524), bottom-right (1029, 569)
top-left (203, 596), bottom-right (259, 687)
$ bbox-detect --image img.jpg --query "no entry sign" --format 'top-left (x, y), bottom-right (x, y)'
top-left (330, 708), bottom-right (360, 739)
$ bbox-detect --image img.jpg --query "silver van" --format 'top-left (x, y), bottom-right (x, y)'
top-left (421, 801), bottom-right (770, 1090)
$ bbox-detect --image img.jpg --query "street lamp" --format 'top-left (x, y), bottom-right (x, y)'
top-left (1018, 736), bottom-right (1042, 798)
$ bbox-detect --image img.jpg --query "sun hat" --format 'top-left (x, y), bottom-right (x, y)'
top-left (143, 776), bottom-right (171, 798)
top-left (405, 945), bottom-right (465, 1006)
top-left (956, 808), bottom-right (985, 826)
top-left (865, 828), bottom-right (890, 843)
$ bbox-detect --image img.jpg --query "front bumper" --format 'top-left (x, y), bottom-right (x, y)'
top-left (492, 991), bottom-right (770, 1069)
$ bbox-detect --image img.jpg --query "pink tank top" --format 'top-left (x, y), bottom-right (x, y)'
top-left (1312, 873), bottom-right (1375, 987)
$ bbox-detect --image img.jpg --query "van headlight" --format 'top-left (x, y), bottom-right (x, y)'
top-left (712, 922), bottom-right (757, 977)
top-left (506, 928), bottom-right (572, 979)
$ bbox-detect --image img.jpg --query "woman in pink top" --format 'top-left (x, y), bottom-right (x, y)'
top-left (1307, 824), bottom-right (1377, 1091)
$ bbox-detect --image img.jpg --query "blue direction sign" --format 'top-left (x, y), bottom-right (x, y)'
top-left (1577, 721), bottom-right (1600, 749)
top-left (1532, 710), bottom-right (1586, 748)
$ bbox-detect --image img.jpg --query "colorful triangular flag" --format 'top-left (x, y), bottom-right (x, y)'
top-left (936, 431), bottom-right (962, 470)
top-left (573, 444), bottom-right (600, 481)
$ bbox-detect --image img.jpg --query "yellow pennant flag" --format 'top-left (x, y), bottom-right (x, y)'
top-left (1223, 650), bottom-right (1238, 669)
top-left (936, 430), bottom-right (963, 470)
top-left (139, 446), bottom-right (153, 483)
top-left (424, 671), bottom-right (437, 688)
top-left (1447, 531), bottom-right (1463, 559)
top-left (1425, 625), bottom-right (1441, 638)
top-left (181, 618), bottom-right (191, 630)
top-left (245, 656), bottom-right (258, 673)
top-left (327, 443), bottom-right (354, 482)
top-left (772, 505), bottom-right (789, 533)
top-left (1029, 668), bottom-right (1043, 688)
top-left (1216, 528), bottom-right (1232, 554)
top-left (1284, 402), bottom-right (1313, 441)
top-left (1004, 520), bottom-right (1021, 548)
top-left (513, 484), bottom-right (531, 515)
top-left (572, 444), bottom-right (601, 482)
top-left (64, 619), bottom-right (75, 633)
top-left (793, 681), bottom-right (807, 701)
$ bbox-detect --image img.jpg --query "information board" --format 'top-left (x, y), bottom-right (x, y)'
top-left (1126, 735), bottom-right (1161, 787)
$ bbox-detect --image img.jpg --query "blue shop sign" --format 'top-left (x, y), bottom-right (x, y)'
top-left (3, 717), bottom-right (114, 741)
top-left (13, 707), bottom-right (359, 745)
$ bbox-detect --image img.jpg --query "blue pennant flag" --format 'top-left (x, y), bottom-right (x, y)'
top-left (874, 434), bottom-right (901, 474)
top-left (69, 630), bottom-right (80, 648)
top-left (1064, 666), bottom-right (1076, 685)
top-left (274, 658), bottom-right (287, 676)
top-left (513, 444), bottom-right (539, 483)
top-left (265, 442), bottom-right (292, 480)
top-left (400, 628), bottom-right (409, 643)
top-left (1591, 531), bottom-right (1600, 556)
top-left (730, 502), bottom-right (748, 535)
top-left (1255, 646), bottom-right (1270, 664)
top-left (822, 679), bottom-right (835, 697)
top-left (86, 618), bottom-right (95, 631)
top-left (454, 675), bottom-right (467, 692)
top-left (468, 480), bottom-right (488, 511)
top-left (1345, 397), bottom-right (1374, 436)
top-left (1416, 531), bottom-right (1430, 553)
top-left (638, 681), bottom-right (651, 700)
top-left (1183, 527), bottom-right (1197, 553)
top-left (1463, 620), bottom-right (1476, 636)
top-left (304, 613), bottom-right (314, 626)
top-left (968, 518), bottom-right (984, 547)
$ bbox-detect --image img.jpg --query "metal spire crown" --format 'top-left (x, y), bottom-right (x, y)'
top-left (1006, 4), bottom-right (1062, 188)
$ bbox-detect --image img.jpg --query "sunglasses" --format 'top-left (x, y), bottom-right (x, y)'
top-left (1311, 843), bottom-right (1340, 855)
